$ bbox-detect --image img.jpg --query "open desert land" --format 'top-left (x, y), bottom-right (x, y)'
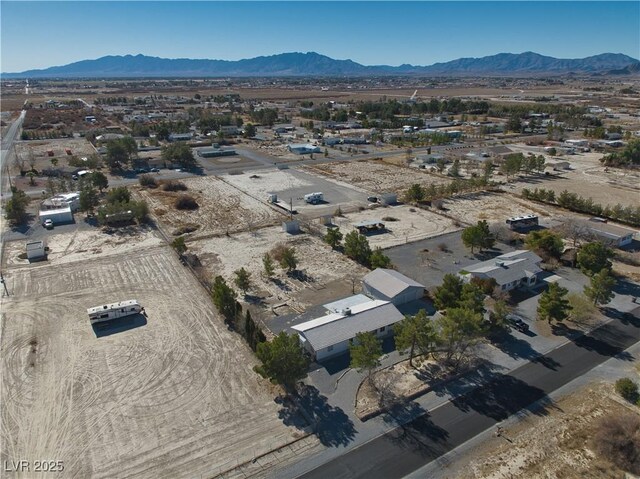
top-left (439, 191), bottom-right (556, 226)
top-left (135, 176), bottom-right (284, 238)
top-left (306, 160), bottom-right (451, 197)
top-left (223, 168), bottom-right (369, 218)
top-left (507, 147), bottom-right (640, 208)
top-left (333, 205), bottom-right (460, 249)
top-left (0, 235), bottom-right (311, 479)
top-left (187, 226), bottom-right (370, 315)
top-left (438, 382), bottom-right (640, 479)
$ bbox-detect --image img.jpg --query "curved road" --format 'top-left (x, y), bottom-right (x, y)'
top-left (298, 314), bottom-right (640, 479)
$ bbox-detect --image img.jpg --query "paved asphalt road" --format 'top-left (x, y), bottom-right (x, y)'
top-left (298, 314), bottom-right (640, 479)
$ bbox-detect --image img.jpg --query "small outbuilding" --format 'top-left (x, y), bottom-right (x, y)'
top-left (362, 268), bottom-right (425, 305)
top-left (26, 240), bottom-right (46, 261)
top-left (379, 193), bottom-right (397, 205)
top-left (39, 206), bottom-right (73, 225)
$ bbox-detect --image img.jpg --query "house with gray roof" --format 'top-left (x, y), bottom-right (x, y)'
top-left (362, 268), bottom-right (425, 305)
top-left (460, 250), bottom-right (543, 292)
top-left (292, 300), bottom-right (403, 361)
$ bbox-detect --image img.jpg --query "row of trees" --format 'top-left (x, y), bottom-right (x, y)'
top-left (521, 188), bottom-right (640, 227)
top-left (499, 153), bottom-right (546, 180)
top-left (403, 176), bottom-right (491, 204)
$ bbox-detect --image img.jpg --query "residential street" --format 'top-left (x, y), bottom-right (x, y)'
top-left (294, 313), bottom-right (640, 479)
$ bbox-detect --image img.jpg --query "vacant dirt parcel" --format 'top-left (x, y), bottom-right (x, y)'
top-left (0, 242), bottom-right (308, 479)
top-left (136, 176), bottom-right (283, 238)
top-left (307, 160), bottom-right (450, 196)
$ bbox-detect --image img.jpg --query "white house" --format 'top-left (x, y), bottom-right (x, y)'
top-left (292, 300), bottom-right (403, 361)
top-left (287, 143), bottom-right (321, 155)
top-left (39, 206), bottom-right (73, 225)
top-left (362, 268), bottom-right (425, 305)
top-left (460, 250), bottom-right (543, 292)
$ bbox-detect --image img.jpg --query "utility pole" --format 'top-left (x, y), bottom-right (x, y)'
top-left (1, 272), bottom-right (9, 297)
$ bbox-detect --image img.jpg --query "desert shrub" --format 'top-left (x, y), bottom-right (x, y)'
top-left (174, 195), bottom-right (199, 210)
top-left (615, 378), bottom-right (639, 403)
top-left (591, 413), bottom-right (640, 474)
top-left (269, 243), bottom-right (288, 263)
top-left (381, 216), bottom-right (398, 222)
top-left (163, 181), bottom-right (188, 192)
top-left (437, 243), bottom-right (448, 252)
top-left (138, 174), bottom-right (157, 188)
top-left (173, 224), bottom-right (200, 235)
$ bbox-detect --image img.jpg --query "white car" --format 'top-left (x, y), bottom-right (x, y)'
top-left (43, 219), bottom-right (54, 229)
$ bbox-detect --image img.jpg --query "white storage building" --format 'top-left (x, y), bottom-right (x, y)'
top-left (26, 240), bottom-right (46, 261)
top-left (362, 268), bottom-right (425, 305)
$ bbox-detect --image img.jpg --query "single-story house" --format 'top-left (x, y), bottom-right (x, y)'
top-left (41, 193), bottom-right (80, 212)
top-left (39, 206), bottom-right (73, 225)
top-left (26, 240), bottom-right (46, 261)
top-left (460, 250), bottom-right (543, 292)
top-left (292, 300), bottom-right (403, 361)
top-left (168, 133), bottom-right (192, 142)
top-left (197, 147), bottom-right (236, 158)
top-left (287, 143), bottom-right (321, 155)
top-left (363, 268), bottom-right (425, 305)
top-left (581, 219), bottom-right (636, 248)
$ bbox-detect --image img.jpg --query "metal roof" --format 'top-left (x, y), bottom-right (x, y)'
top-left (464, 250), bottom-right (543, 286)
top-left (363, 268), bottom-right (425, 298)
top-left (323, 294), bottom-right (371, 313)
top-left (292, 300), bottom-right (403, 351)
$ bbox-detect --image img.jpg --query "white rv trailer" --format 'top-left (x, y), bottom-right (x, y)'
top-left (87, 300), bottom-right (142, 324)
top-left (304, 192), bottom-right (324, 204)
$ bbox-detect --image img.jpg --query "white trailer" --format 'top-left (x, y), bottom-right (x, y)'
top-left (304, 192), bottom-right (324, 204)
top-left (87, 299), bottom-right (142, 324)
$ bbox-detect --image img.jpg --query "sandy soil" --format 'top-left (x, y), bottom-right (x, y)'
top-left (443, 382), bottom-right (640, 479)
top-left (223, 169), bottom-right (317, 199)
top-left (3, 226), bottom-right (164, 267)
top-left (506, 147), bottom-right (640, 208)
top-left (308, 160), bottom-right (450, 196)
top-left (333, 205), bottom-right (460, 249)
top-left (441, 192), bottom-right (554, 225)
top-left (187, 226), bottom-right (369, 313)
top-left (14, 138), bottom-right (97, 169)
top-left (0, 241), bottom-right (309, 479)
top-left (136, 176), bottom-right (283, 238)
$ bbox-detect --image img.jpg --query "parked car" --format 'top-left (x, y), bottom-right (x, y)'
top-left (507, 314), bottom-right (529, 332)
top-left (150, 167), bottom-right (160, 172)
top-left (43, 219), bottom-right (54, 229)
top-left (367, 196), bottom-right (378, 203)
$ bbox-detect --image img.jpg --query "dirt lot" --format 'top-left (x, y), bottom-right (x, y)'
top-left (187, 226), bottom-right (369, 315)
top-left (507, 147), bottom-right (640, 208)
top-left (13, 138), bottom-right (98, 172)
top-left (333, 205), bottom-right (459, 249)
top-left (440, 191), bottom-right (555, 226)
top-left (0, 233), bottom-right (309, 479)
top-left (307, 160), bottom-right (450, 197)
top-left (136, 176), bottom-right (284, 238)
top-left (442, 382), bottom-right (640, 479)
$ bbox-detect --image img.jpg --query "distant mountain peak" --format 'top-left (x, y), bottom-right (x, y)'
top-left (3, 51), bottom-right (638, 78)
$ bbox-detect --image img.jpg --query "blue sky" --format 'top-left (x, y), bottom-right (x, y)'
top-left (1, 1), bottom-right (639, 72)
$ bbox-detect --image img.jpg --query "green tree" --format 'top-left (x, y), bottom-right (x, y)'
top-left (489, 299), bottom-right (511, 330)
top-left (405, 183), bottom-right (425, 203)
top-left (79, 186), bottom-right (99, 214)
top-left (435, 307), bottom-right (484, 368)
top-left (263, 253), bottom-right (275, 278)
top-left (244, 310), bottom-right (266, 351)
top-left (171, 236), bottom-right (187, 255)
top-left (567, 292), bottom-right (598, 322)
top-left (433, 274), bottom-right (464, 311)
top-left (255, 332), bottom-right (309, 393)
top-left (506, 114), bottom-right (522, 133)
top-left (449, 159), bottom-right (461, 177)
top-left (460, 283), bottom-right (485, 314)
top-left (90, 171), bottom-right (109, 192)
top-left (27, 171), bottom-right (36, 186)
top-left (50, 158), bottom-right (58, 168)
top-left (537, 282), bottom-right (571, 323)
top-left (130, 200), bottom-right (149, 223)
top-left (212, 275), bottom-right (238, 324)
top-left (525, 229), bottom-right (564, 259)
top-left (279, 247), bottom-right (298, 272)
top-left (349, 331), bottom-right (383, 384)
top-left (344, 231), bottom-right (372, 266)
top-left (106, 186), bottom-right (131, 205)
top-left (436, 157), bottom-right (446, 173)
top-left (4, 187), bottom-right (30, 224)
top-left (577, 242), bottom-right (614, 276)
top-left (161, 142), bottom-right (197, 170)
top-left (500, 153), bottom-right (523, 180)
top-left (243, 123), bottom-right (256, 138)
top-left (461, 224), bottom-right (483, 254)
top-left (394, 309), bottom-right (437, 368)
top-left (105, 138), bottom-right (137, 169)
top-left (324, 227), bottom-right (343, 250)
top-left (482, 160), bottom-right (493, 181)
top-left (584, 269), bottom-right (615, 306)
top-left (234, 267), bottom-right (252, 295)
top-left (370, 247), bottom-right (392, 269)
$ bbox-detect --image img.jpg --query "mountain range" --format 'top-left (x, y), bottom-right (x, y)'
top-left (3, 52), bottom-right (639, 78)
